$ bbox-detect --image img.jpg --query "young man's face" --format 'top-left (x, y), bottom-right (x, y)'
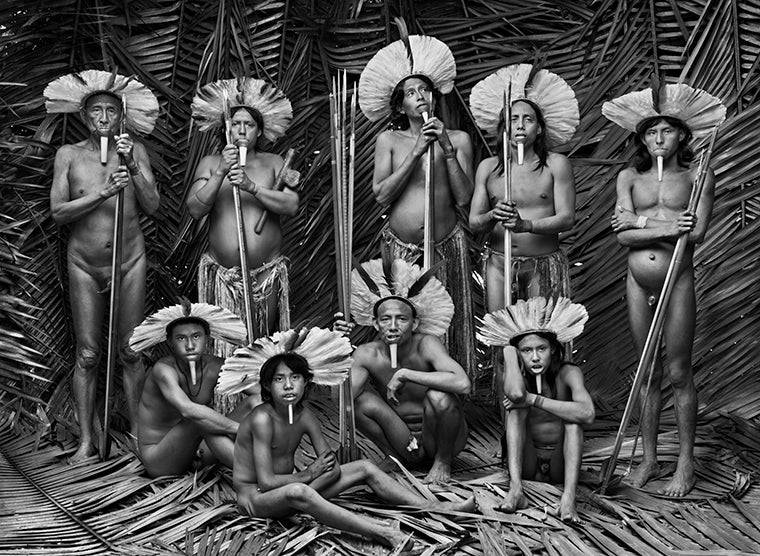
top-left (169, 323), bottom-right (208, 364)
top-left (231, 108), bottom-right (261, 148)
top-left (269, 361), bottom-right (307, 406)
top-left (399, 77), bottom-right (434, 119)
top-left (516, 333), bottom-right (554, 377)
top-left (373, 299), bottom-right (418, 346)
top-left (83, 94), bottom-right (122, 137)
top-left (642, 119), bottom-right (684, 161)
top-left (509, 100), bottom-right (541, 148)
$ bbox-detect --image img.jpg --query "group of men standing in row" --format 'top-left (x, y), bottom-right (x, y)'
top-left (43, 28), bottom-right (725, 535)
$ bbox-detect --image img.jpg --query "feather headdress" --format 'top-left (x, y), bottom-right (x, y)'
top-left (477, 296), bottom-right (588, 347)
top-left (351, 258), bottom-right (454, 336)
top-left (129, 300), bottom-right (247, 352)
top-left (191, 77), bottom-right (292, 141)
top-left (602, 82), bottom-right (725, 138)
top-left (358, 28), bottom-right (456, 122)
top-left (216, 327), bottom-right (352, 399)
top-left (44, 69), bottom-right (159, 134)
top-left (469, 64), bottom-right (579, 147)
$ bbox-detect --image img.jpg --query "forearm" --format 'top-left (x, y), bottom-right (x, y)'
top-left (398, 369), bottom-right (470, 395)
top-left (617, 227), bottom-right (676, 247)
top-left (51, 193), bottom-right (107, 225)
top-left (445, 156), bottom-right (474, 207)
top-left (249, 187), bottom-right (298, 217)
top-left (187, 171), bottom-right (226, 218)
top-left (129, 169), bottom-right (159, 215)
top-left (260, 468), bottom-right (314, 491)
top-left (527, 393), bottom-right (594, 425)
top-left (184, 406), bottom-right (239, 436)
top-left (374, 150), bottom-right (423, 206)
top-left (470, 209), bottom-right (497, 234)
top-left (523, 213), bottom-right (573, 235)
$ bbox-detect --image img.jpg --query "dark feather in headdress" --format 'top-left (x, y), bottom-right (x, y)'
top-left (353, 257), bottom-right (382, 297)
top-left (651, 72), bottom-right (665, 112)
top-left (407, 260), bottom-right (445, 298)
top-left (525, 51), bottom-right (547, 92)
top-left (179, 296), bottom-right (192, 317)
top-left (394, 17), bottom-right (415, 73)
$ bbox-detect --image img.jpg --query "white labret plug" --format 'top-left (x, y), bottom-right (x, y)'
top-left (535, 374), bottom-right (542, 395)
top-left (189, 360), bottom-right (197, 386)
top-left (517, 142), bottom-right (525, 165)
top-left (288, 403), bottom-right (294, 425)
top-left (100, 136), bottom-right (109, 164)
top-left (389, 343), bottom-right (398, 369)
top-left (238, 138), bottom-right (249, 168)
top-left (421, 111), bottom-right (429, 123)
top-left (657, 156), bottom-right (664, 181)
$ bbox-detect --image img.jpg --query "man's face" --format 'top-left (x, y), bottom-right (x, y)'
top-left (83, 94), bottom-right (122, 137)
top-left (269, 362), bottom-right (307, 406)
top-left (516, 334), bottom-right (554, 377)
top-left (231, 108), bottom-right (260, 148)
top-left (399, 77), bottom-right (434, 119)
top-left (169, 323), bottom-right (208, 363)
top-left (373, 299), bottom-right (418, 345)
top-left (642, 119), bottom-right (684, 160)
top-left (509, 100), bottom-right (541, 148)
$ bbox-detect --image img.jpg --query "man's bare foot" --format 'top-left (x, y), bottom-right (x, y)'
top-left (423, 459), bottom-right (451, 485)
top-left (498, 484), bottom-right (528, 513)
top-left (557, 491), bottom-right (580, 523)
top-left (659, 459), bottom-right (695, 497)
top-left (625, 460), bottom-right (660, 489)
top-left (68, 442), bottom-right (97, 464)
top-left (436, 495), bottom-right (477, 513)
top-left (380, 529), bottom-right (414, 554)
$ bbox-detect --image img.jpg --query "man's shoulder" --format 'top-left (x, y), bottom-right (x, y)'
top-left (56, 141), bottom-right (86, 159)
top-left (546, 151), bottom-right (571, 169)
top-left (354, 341), bottom-right (384, 360)
top-left (449, 128), bottom-right (472, 145)
top-left (557, 362), bottom-right (584, 381)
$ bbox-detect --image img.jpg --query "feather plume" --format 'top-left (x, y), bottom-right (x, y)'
top-left (477, 297), bottom-right (588, 347)
top-left (470, 64), bottom-right (579, 147)
top-left (191, 78), bottom-right (292, 141)
top-left (602, 82), bottom-right (725, 138)
top-left (129, 303), bottom-right (247, 352)
top-left (44, 69), bottom-right (159, 134)
top-left (359, 35), bottom-right (456, 122)
top-left (215, 327), bottom-right (352, 397)
top-left (350, 259), bottom-right (453, 336)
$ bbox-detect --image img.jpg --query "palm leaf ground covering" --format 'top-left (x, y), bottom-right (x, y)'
top-left (1, 0), bottom-right (759, 553)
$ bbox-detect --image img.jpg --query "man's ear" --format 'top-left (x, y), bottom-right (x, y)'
top-left (412, 318), bottom-right (420, 332)
top-left (678, 129), bottom-right (685, 142)
top-left (372, 319), bottom-right (380, 332)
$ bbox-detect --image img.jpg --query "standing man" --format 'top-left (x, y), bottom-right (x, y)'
top-left (603, 82), bottom-right (725, 497)
top-left (358, 32), bottom-right (476, 377)
top-left (129, 300), bottom-right (253, 477)
top-left (188, 78), bottom-right (299, 357)
top-left (46, 70), bottom-right (160, 462)
top-left (468, 64), bottom-right (579, 409)
top-left (478, 297), bottom-right (593, 522)
top-left (349, 259), bottom-right (470, 484)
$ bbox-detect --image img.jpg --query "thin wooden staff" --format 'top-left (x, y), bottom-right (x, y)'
top-left (224, 92), bottom-right (256, 342)
top-left (331, 71), bottom-right (358, 462)
top-left (503, 85), bottom-right (513, 308)
top-left (600, 126), bottom-right (719, 493)
top-left (253, 148), bottom-right (297, 234)
top-left (100, 96), bottom-right (127, 460)
top-left (422, 110), bottom-right (435, 270)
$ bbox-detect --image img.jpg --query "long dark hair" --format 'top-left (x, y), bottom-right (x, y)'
top-left (630, 115), bottom-right (693, 172)
top-left (259, 352), bottom-right (313, 408)
top-left (493, 98), bottom-right (549, 176)
top-left (388, 75), bottom-right (443, 130)
top-left (515, 331), bottom-right (563, 396)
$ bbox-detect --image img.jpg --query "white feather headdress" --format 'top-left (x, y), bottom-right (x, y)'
top-left (191, 78), bottom-right (292, 141)
top-left (477, 297), bottom-right (588, 347)
top-left (602, 82), bottom-right (725, 138)
top-left (359, 34), bottom-right (456, 122)
top-left (216, 327), bottom-right (352, 399)
top-left (129, 300), bottom-right (247, 352)
top-left (44, 69), bottom-right (159, 135)
top-left (469, 64), bottom-right (579, 148)
top-left (351, 259), bottom-right (454, 337)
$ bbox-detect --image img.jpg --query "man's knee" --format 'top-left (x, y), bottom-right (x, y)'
top-left (425, 389), bottom-right (458, 413)
top-left (119, 342), bottom-right (142, 366)
top-left (355, 391), bottom-right (380, 417)
top-left (76, 346), bottom-right (100, 372)
top-left (668, 362), bottom-right (693, 389)
top-left (285, 483), bottom-right (317, 507)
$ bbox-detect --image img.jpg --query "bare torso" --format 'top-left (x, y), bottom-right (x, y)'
top-left (528, 368), bottom-right (573, 446)
top-left (203, 151), bottom-right (284, 269)
top-left (384, 130), bottom-right (463, 243)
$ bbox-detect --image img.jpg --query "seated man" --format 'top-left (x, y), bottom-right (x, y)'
top-left (349, 259), bottom-right (471, 484)
top-left (217, 328), bottom-right (474, 552)
top-left (129, 300), bottom-right (253, 477)
top-left (478, 297), bottom-right (594, 522)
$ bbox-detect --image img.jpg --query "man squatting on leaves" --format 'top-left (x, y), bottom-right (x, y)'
top-left (603, 82), bottom-right (725, 497)
top-left (45, 70), bottom-right (160, 462)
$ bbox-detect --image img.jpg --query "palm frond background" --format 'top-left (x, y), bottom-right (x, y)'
top-left (1, 0), bottom-right (758, 431)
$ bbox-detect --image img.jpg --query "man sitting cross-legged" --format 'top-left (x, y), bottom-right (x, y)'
top-left (349, 259), bottom-right (471, 485)
top-left (478, 296), bottom-right (594, 522)
top-left (129, 300), bottom-right (255, 477)
top-left (216, 327), bottom-right (475, 553)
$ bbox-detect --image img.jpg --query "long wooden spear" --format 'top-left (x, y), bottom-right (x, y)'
top-left (422, 110), bottom-right (435, 270)
top-left (331, 71), bottom-right (358, 462)
top-left (224, 92), bottom-right (256, 342)
top-left (600, 126), bottom-right (719, 493)
top-left (100, 97), bottom-right (127, 460)
top-left (503, 85), bottom-right (513, 308)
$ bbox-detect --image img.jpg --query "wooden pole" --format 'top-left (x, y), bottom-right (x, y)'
top-left (503, 87), bottom-right (513, 307)
top-left (422, 112), bottom-right (435, 270)
top-left (600, 127), bottom-right (719, 493)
